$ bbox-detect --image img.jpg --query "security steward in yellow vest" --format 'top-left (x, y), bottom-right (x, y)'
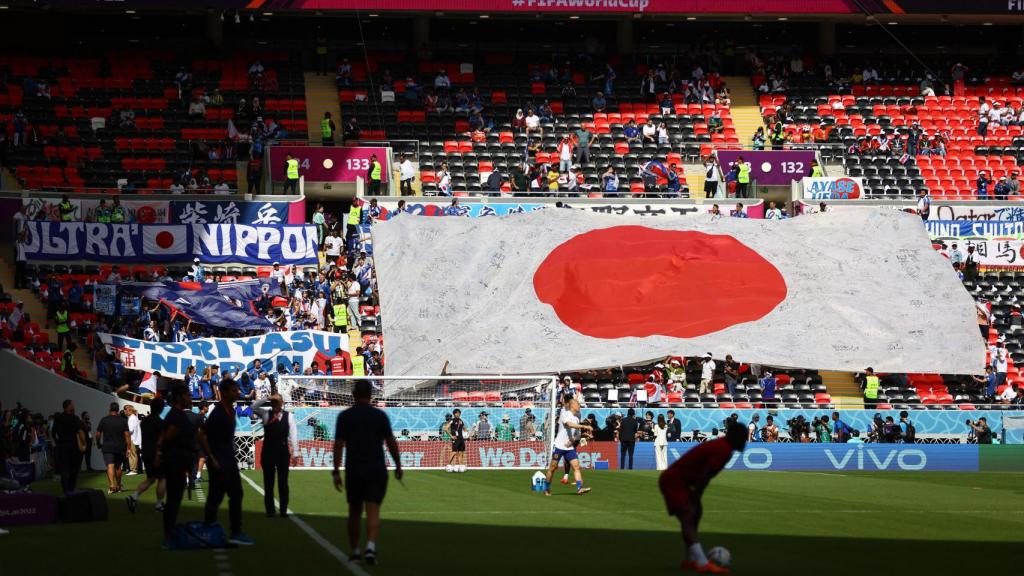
top-left (59, 195), bottom-right (75, 222)
top-left (352, 348), bottom-right (366, 377)
top-left (110, 198), bottom-right (126, 223)
top-left (321, 112), bottom-right (336, 147)
top-left (331, 301), bottom-right (348, 334)
top-left (736, 156), bottom-right (751, 199)
top-left (55, 302), bottom-right (72, 351)
top-left (95, 200), bottom-right (111, 224)
top-left (367, 154), bottom-right (382, 195)
top-left (863, 367), bottom-right (880, 408)
top-left (284, 153), bottom-right (300, 195)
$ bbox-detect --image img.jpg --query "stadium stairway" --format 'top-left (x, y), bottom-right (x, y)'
top-left (820, 370), bottom-right (864, 409)
top-left (303, 72), bottom-right (343, 145)
top-left (0, 249), bottom-right (94, 377)
top-left (723, 76), bottom-right (764, 147)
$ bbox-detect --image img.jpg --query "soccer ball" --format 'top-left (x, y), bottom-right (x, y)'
top-left (707, 546), bottom-right (731, 568)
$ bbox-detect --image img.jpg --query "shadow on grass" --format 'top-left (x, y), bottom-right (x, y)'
top-left (297, 515), bottom-right (1020, 576)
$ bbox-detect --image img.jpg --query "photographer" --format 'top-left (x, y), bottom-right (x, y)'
top-left (967, 417), bottom-right (993, 444)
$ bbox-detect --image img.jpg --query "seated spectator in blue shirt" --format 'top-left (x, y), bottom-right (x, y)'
top-left (67, 282), bottom-right (83, 312)
top-left (760, 372), bottom-right (777, 401)
top-left (623, 120), bottom-right (640, 143)
top-left (731, 203), bottom-right (749, 218)
top-left (237, 372), bottom-right (256, 402)
top-left (592, 92), bottom-right (607, 113)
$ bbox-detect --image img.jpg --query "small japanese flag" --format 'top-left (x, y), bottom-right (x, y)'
top-left (142, 225), bottom-right (188, 256)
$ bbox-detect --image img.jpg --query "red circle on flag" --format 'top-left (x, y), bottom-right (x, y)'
top-left (155, 230), bottom-right (175, 249)
top-left (533, 226), bottom-right (788, 339)
top-left (135, 205), bottom-right (157, 224)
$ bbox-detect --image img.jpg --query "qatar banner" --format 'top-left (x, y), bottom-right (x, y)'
top-left (261, 439), bottom-right (619, 469)
top-left (19, 222), bottom-right (319, 265)
top-left (375, 208), bottom-right (984, 376)
top-left (634, 442), bottom-right (979, 472)
top-left (269, 146), bottom-right (389, 183)
top-left (98, 330), bottom-right (348, 378)
top-left (926, 220), bottom-right (1024, 238)
top-left (801, 177), bottom-right (863, 200)
top-left (716, 150), bottom-right (818, 186)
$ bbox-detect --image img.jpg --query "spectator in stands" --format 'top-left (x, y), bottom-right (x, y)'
top-left (916, 189), bottom-right (931, 220)
top-left (343, 117), bottom-right (361, 144)
top-left (556, 135), bottom-right (574, 173)
top-left (731, 203), bottom-right (748, 218)
top-left (485, 168), bottom-right (504, 194)
top-left (765, 201), bottom-right (783, 220)
top-left (591, 91), bottom-right (607, 113)
top-left (1009, 173), bottom-right (1021, 198)
top-left (977, 170), bottom-right (992, 199)
top-left (699, 353), bottom-right (716, 394)
top-left (723, 355), bottom-right (739, 395)
top-left (751, 127), bottom-right (766, 150)
top-left (188, 96), bottom-right (206, 120)
top-left (659, 92), bottom-right (674, 115)
top-left (707, 109), bottom-right (723, 134)
top-left (573, 125), bottom-right (592, 166)
top-left (624, 119), bottom-right (641, 144)
top-left (525, 109), bottom-right (542, 138)
top-left (640, 70), bottom-right (658, 103)
top-left (995, 176), bottom-right (1011, 201)
top-left (434, 69), bottom-right (451, 91)
top-left (657, 122), bottom-right (670, 145)
top-left (964, 245), bottom-right (980, 281)
top-left (666, 164), bottom-right (684, 197)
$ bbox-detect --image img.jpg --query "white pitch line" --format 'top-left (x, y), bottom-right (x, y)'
top-left (240, 473), bottom-right (369, 576)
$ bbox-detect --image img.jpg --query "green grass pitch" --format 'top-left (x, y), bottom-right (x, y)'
top-left (5, 470), bottom-right (1022, 574)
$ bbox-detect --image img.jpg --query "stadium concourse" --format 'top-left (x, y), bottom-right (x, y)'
top-left (1, 6), bottom-right (1023, 575)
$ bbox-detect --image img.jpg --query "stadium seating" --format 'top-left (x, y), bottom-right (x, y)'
top-left (758, 71), bottom-right (1024, 199)
top-left (0, 53), bottom-right (307, 192)
top-left (337, 53), bottom-right (738, 195)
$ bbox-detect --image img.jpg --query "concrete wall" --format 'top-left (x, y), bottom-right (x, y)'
top-left (0, 350), bottom-right (147, 470)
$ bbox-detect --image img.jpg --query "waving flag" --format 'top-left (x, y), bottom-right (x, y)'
top-left (119, 279), bottom-right (279, 330)
top-left (373, 208), bottom-right (985, 377)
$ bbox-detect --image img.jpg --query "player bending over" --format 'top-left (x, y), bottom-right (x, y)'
top-left (659, 421), bottom-right (747, 574)
top-left (543, 398), bottom-right (592, 496)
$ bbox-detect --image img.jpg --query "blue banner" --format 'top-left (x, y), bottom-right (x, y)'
top-left (119, 279), bottom-right (280, 330)
top-left (926, 220), bottom-right (1024, 238)
top-left (170, 200), bottom-right (290, 225)
top-left (21, 222), bottom-right (318, 265)
top-left (632, 442), bottom-right (979, 472)
top-left (233, 406), bottom-right (1012, 438)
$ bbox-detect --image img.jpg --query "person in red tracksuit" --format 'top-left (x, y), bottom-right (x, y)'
top-left (658, 421), bottom-right (748, 574)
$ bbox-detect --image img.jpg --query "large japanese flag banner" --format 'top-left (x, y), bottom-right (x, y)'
top-left (374, 208), bottom-right (985, 377)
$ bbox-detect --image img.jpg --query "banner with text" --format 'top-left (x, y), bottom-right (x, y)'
top-left (801, 177), bottom-right (864, 200)
top-left (98, 330), bottom-right (348, 379)
top-left (716, 150), bottom-right (818, 186)
top-left (933, 238), bottom-right (1024, 267)
top-left (171, 200), bottom-right (291, 225)
top-left (262, 439), bottom-right (619, 470)
top-left (926, 220), bottom-right (1024, 238)
top-left (269, 146), bottom-right (390, 183)
top-left (635, 442), bottom-right (979, 472)
top-left (20, 222), bottom-right (319, 265)
top-left (380, 200), bottom-right (765, 219)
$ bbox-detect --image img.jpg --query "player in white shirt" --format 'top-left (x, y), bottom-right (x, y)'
top-left (542, 398), bottom-right (592, 496)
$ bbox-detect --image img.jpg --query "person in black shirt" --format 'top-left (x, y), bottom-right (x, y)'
top-left (81, 412), bottom-right (95, 471)
top-left (618, 408), bottom-right (639, 470)
top-left (52, 399), bottom-right (85, 494)
top-left (444, 408), bottom-right (466, 472)
top-left (968, 417), bottom-right (993, 444)
top-left (156, 386), bottom-right (196, 547)
top-left (254, 395), bottom-right (298, 518)
top-left (95, 402), bottom-right (130, 494)
top-left (333, 380), bottom-right (402, 566)
top-left (127, 398), bottom-right (167, 514)
top-left (199, 378), bottom-right (253, 546)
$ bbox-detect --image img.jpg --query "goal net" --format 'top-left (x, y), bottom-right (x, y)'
top-left (262, 375), bottom-right (558, 470)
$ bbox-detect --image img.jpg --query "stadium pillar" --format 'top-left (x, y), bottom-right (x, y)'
top-left (207, 11), bottom-right (224, 50)
top-left (818, 21), bottom-right (836, 57)
top-left (617, 18), bottom-right (634, 55)
top-left (414, 16), bottom-right (430, 53)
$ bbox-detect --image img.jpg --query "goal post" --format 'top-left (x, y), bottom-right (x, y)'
top-left (261, 375), bottom-right (559, 470)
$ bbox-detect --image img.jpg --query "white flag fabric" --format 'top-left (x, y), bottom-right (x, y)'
top-left (142, 225), bottom-right (187, 256)
top-left (373, 208), bottom-right (985, 377)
